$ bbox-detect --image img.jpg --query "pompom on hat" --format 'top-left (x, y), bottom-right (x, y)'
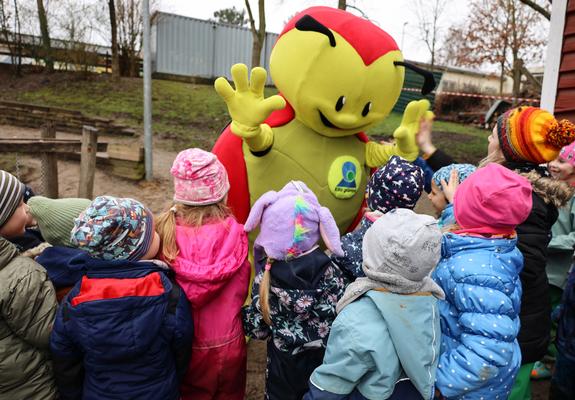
top-left (244, 181), bottom-right (343, 261)
top-left (497, 106), bottom-right (575, 164)
top-left (171, 148), bottom-right (230, 206)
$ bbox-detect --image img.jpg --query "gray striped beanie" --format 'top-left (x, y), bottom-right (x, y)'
top-left (0, 170), bottom-right (25, 228)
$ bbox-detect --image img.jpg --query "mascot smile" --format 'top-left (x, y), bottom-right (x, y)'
top-left (213, 6), bottom-right (434, 233)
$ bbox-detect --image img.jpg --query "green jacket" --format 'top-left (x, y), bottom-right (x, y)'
top-left (548, 196), bottom-right (575, 289)
top-left (0, 236), bottom-right (58, 399)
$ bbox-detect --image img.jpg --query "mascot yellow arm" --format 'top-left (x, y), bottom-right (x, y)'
top-left (214, 64), bottom-right (286, 152)
top-left (365, 99), bottom-right (430, 167)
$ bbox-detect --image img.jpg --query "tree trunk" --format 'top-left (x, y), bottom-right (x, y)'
top-left (338, 0), bottom-right (346, 10)
top-left (512, 58), bottom-right (523, 104)
top-left (108, 0), bottom-right (120, 80)
top-left (245, 0), bottom-right (266, 68)
top-left (499, 61), bottom-right (505, 95)
top-left (251, 37), bottom-right (263, 68)
top-left (36, 0), bottom-right (53, 72)
top-left (13, 0), bottom-right (21, 76)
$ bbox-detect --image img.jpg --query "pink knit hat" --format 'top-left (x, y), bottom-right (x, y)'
top-left (171, 148), bottom-right (230, 206)
top-left (559, 141), bottom-right (575, 166)
top-left (453, 163), bottom-right (532, 236)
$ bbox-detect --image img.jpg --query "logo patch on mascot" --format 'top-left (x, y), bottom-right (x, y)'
top-left (328, 156), bottom-right (362, 199)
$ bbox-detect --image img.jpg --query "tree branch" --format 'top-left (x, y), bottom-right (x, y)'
top-left (519, 0), bottom-right (551, 20)
top-left (244, 0), bottom-right (257, 37)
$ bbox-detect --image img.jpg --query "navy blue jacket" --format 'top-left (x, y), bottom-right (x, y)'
top-left (49, 249), bottom-right (193, 400)
top-left (36, 246), bottom-right (88, 289)
top-left (556, 267), bottom-right (575, 363)
top-left (413, 157), bottom-right (435, 194)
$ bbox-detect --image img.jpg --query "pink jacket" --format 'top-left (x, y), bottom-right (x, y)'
top-left (172, 216), bottom-right (250, 346)
top-left (172, 216), bottom-right (250, 399)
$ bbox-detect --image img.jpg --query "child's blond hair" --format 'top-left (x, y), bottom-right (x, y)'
top-left (156, 202), bottom-right (231, 264)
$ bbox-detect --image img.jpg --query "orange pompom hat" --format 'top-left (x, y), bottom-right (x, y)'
top-left (496, 106), bottom-right (575, 164)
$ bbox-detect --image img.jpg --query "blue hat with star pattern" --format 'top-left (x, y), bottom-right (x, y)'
top-left (366, 156), bottom-right (424, 213)
top-left (70, 196), bottom-right (154, 261)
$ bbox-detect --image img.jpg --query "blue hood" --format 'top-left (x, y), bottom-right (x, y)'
top-left (37, 246), bottom-right (171, 288)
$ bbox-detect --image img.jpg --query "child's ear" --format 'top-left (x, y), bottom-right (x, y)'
top-left (318, 207), bottom-right (343, 256)
top-left (244, 191), bottom-right (279, 232)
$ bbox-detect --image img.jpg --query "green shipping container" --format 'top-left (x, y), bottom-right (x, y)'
top-left (392, 68), bottom-right (443, 114)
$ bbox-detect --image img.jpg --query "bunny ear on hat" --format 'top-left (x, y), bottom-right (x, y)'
top-left (244, 190), bottom-right (280, 232)
top-left (318, 206), bottom-right (343, 257)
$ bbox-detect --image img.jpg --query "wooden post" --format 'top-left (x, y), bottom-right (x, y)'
top-left (78, 126), bottom-right (98, 199)
top-left (41, 122), bottom-right (58, 198)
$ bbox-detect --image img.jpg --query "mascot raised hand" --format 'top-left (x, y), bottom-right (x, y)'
top-left (213, 6), bottom-right (435, 233)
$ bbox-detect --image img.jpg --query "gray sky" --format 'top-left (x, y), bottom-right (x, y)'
top-left (158, 0), bottom-right (471, 63)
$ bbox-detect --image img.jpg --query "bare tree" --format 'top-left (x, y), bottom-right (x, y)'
top-left (36, 0), bottom-right (52, 71)
top-left (116, 0), bottom-right (143, 77)
top-left (12, 0), bottom-right (22, 75)
top-left (412, 0), bottom-right (447, 69)
top-left (441, 0), bottom-right (546, 96)
top-left (338, 0), bottom-right (346, 10)
top-left (245, 0), bottom-right (265, 68)
top-left (108, 0), bottom-right (120, 79)
top-left (57, 0), bottom-right (99, 77)
top-left (519, 0), bottom-right (551, 19)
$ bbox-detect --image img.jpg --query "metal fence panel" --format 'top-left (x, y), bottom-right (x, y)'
top-left (152, 12), bottom-right (442, 109)
top-left (152, 12), bottom-right (278, 83)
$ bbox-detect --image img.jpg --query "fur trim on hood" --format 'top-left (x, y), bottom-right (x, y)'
top-left (520, 171), bottom-right (575, 208)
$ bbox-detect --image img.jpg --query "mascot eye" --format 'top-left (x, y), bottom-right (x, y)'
top-left (362, 102), bottom-right (372, 117)
top-left (335, 96), bottom-right (346, 112)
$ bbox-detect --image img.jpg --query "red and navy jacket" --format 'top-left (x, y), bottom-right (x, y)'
top-left (49, 250), bottom-right (193, 400)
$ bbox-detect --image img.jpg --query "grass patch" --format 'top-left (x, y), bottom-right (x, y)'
top-left (368, 112), bottom-right (487, 165)
top-left (1, 73), bottom-right (487, 162)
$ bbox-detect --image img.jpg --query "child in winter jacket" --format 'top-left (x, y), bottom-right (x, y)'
top-left (156, 148), bottom-right (250, 400)
top-left (331, 155), bottom-right (424, 280)
top-left (531, 142), bottom-right (575, 379)
top-left (0, 170), bottom-right (58, 399)
top-left (428, 163), bottom-right (476, 227)
top-left (242, 180), bottom-right (347, 400)
top-left (306, 208), bottom-right (444, 400)
top-left (433, 163), bottom-right (532, 400)
top-left (50, 195), bottom-right (194, 400)
top-left (546, 142), bottom-right (575, 397)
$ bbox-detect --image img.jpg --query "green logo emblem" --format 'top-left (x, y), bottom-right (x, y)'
top-left (328, 156), bottom-right (362, 199)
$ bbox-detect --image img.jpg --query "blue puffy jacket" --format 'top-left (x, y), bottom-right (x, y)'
top-left (432, 233), bottom-right (523, 400)
top-left (49, 249), bottom-right (194, 400)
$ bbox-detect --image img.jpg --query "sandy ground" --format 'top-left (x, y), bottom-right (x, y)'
top-left (0, 124), bottom-right (550, 399)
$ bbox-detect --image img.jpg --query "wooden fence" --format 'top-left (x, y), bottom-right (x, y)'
top-left (0, 123), bottom-right (146, 199)
top-left (0, 125), bottom-right (103, 198)
top-left (0, 101), bottom-right (136, 137)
